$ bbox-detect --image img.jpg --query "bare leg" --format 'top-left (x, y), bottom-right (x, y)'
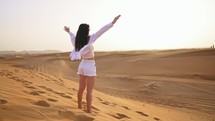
top-left (77, 75), bottom-right (86, 109)
top-left (85, 76), bottom-right (95, 113)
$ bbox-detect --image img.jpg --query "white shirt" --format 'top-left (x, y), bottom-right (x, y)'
top-left (69, 22), bottom-right (113, 60)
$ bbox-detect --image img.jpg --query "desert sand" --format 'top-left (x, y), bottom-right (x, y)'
top-left (0, 48), bottom-right (215, 121)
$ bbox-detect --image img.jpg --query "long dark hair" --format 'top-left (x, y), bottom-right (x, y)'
top-left (75, 24), bottom-right (90, 51)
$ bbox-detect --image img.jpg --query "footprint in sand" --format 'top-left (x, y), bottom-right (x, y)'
top-left (47, 98), bottom-right (58, 102)
top-left (45, 79), bottom-right (50, 81)
top-left (1, 70), bottom-right (13, 76)
top-left (67, 92), bottom-right (74, 95)
top-left (101, 101), bottom-right (110, 105)
top-left (14, 69), bottom-right (19, 73)
top-left (108, 113), bottom-right (130, 120)
top-left (95, 97), bottom-right (117, 107)
top-left (67, 88), bottom-right (77, 92)
top-left (72, 88), bottom-right (77, 91)
top-left (96, 97), bottom-right (103, 101)
top-left (38, 86), bottom-right (73, 99)
top-left (24, 90), bottom-right (46, 96)
top-left (154, 117), bottom-right (161, 121)
top-left (58, 110), bottom-right (94, 121)
top-left (54, 91), bottom-right (73, 99)
top-left (37, 91), bottom-right (46, 94)
top-left (38, 86), bottom-right (53, 92)
top-left (0, 72), bottom-right (3, 76)
top-left (7, 75), bottom-right (35, 89)
top-left (0, 99), bottom-right (8, 104)
top-left (121, 106), bottom-right (131, 110)
top-left (29, 91), bottom-right (40, 96)
top-left (34, 100), bottom-right (50, 107)
top-left (136, 111), bottom-right (149, 117)
top-left (24, 84), bottom-right (37, 89)
top-left (91, 106), bottom-right (100, 111)
top-left (102, 101), bottom-right (117, 107)
top-left (52, 79), bottom-right (65, 86)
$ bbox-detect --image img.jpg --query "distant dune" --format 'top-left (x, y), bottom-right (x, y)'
top-left (0, 50), bottom-right (61, 59)
top-left (0, 48), bottom-right (214, 121)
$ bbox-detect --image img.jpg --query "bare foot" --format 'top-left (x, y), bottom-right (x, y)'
top-left (87, 109), bottom-right (91, 113)
top-left (78, 105), bottom-right (82, 109)
top-left (82, 109), bottom-right (92, 113)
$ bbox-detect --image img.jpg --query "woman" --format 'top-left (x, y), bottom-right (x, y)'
top-left (64, 15), bottom-right (121, 113)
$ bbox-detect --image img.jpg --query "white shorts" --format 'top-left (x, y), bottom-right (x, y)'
top-left (77, 60), bottom-right (96, 76)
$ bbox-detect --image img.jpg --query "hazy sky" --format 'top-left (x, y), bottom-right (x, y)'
top-left (0, 0), bottom-right (215, 51)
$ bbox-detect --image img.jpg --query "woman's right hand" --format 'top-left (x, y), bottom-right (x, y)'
top-left (112, 15), bottom-right (121, 24)
top-left (64, 26), bottom-right (70, 33)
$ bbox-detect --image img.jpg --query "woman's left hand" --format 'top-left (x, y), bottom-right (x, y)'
top-left (64, 26), bottom-right (70, 33)
top-left (112, 15), bottom-right (121, 24)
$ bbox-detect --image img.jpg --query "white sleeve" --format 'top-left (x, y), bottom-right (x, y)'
top-left (89, 22), bottom-right (113, 44)
top-left (69, 32), bottom-right (76, 47)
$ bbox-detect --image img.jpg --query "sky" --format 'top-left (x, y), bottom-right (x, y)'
top-left (0, 0), bottom-right (215, 52)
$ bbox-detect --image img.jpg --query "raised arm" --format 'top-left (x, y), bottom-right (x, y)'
top-left (89, 15), bottom-right (121, 44)
top-left (64, 26), bottom-right (75, 46)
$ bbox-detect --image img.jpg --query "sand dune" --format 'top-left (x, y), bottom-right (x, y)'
top-left (0, 49), bottom-right (215, 121)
